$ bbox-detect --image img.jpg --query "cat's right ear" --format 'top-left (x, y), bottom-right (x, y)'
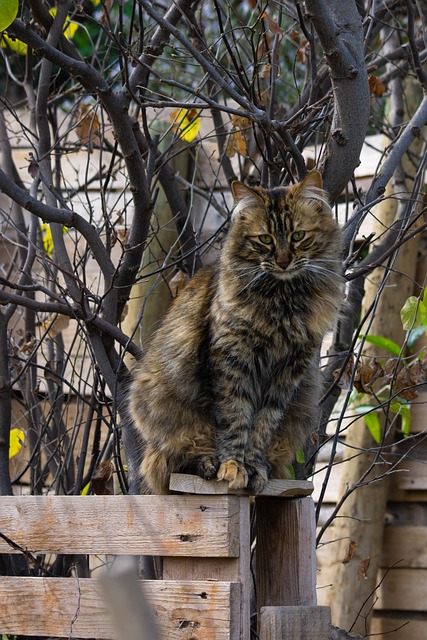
top-left (231, 181), bottom-right (264, 205)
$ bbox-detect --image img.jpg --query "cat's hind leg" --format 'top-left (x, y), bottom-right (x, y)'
top-left (140, 445), bottom-right (173, 494)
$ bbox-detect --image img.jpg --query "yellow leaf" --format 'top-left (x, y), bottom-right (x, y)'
top-left (49, 7), bottom-right (79, 40)
top-left (0, 0), bottom-right (18, 31)
top-left (80, 482), bottom-right (91, 495)
top-left (40, 223), bottom-right (54, 257)
top-left (170, 108), bottom-right (201, 143)
top-left (9, 428), bottom-right (24, 459)
top-left (40, 223), bottom-right (68, 258)
top-left (0, 34), bottom-right (27, 55)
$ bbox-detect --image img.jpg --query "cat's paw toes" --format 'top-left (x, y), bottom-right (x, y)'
top-left (217, 460), bottom-right (248, 489)
top-left (197, 455), bottom-right (218, 480)
top-left (247, 467), bottom-right (268, 493)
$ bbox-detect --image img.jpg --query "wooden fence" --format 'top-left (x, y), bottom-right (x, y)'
top-left (0, 474), bottom-right (333, 640)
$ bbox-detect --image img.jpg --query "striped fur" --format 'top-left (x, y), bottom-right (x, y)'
top-left (129, 170), bottom-right (343, 494)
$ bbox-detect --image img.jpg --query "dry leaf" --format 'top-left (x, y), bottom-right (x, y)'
top-left (393, 367), bottom-right (418, 401)
top-left (21, 334), bottom-right (36, 354)
top-left (225, 113), bottom-right (252, 158)
top-left (353, 359), bottom-right (384, 394)
top-left (100, 0), bottom-right (112, 26)
top-left (357, 557), bottom-right (371, 580)
top-left (28, 158), bottom-right (40, 179)
top-left (262, 12), bottom-right (284, 36)
top-left (44, 361), bottom-right (62, 385)
top-left (76, 104), bottom-right (100, 148)
top-left (91, 460), bottom-right (114, 495)
top-left (342, 539), bottom-right (358, 565)
top-left (369, 75), bottom-right (386, 97)
top-left (169, 270), bottom-right (190, 298)
top-left (333, 354), bottom-right (355, 390)
top-left (42, 314), bottom-right (70, 339)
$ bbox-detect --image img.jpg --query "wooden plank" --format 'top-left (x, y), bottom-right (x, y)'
top-left (0, 495), bottom-right (240, 557)
top-left (317, 526), bottom-right (427, 570)
top-left (256, 497), bottom-right (317, 609)
top-left (382, 526), bottom-right (427, 568)
top-left (163, 496), bottom-right (251, 640)
top-left (313, 463), bottom-right (427, 505)
top-left (376, 569), bottom-right (427, 611)
top-left (259, 606), bottom-right (332, 640)
top-left (0, 577), bottom-right (239, 639)
top-left (371, 616), bottom-right (427, 640)
top-left (170, 473), bottom-right (313, 497)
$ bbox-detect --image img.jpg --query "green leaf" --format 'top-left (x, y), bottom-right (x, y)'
top-left (295, 448), bottom-right (305, 464)
top-left (401, 296), bottom-right (427, 331)
top-left (287, 464), bottom-right (296, 480)
top-left (363, 411), bottom-right (382, 444)
top-left (361, 334), bottom-right (401, 356)
top-left (0, 0), bottom-right (19, 31)
top-left (407, 325), bottom-right (427, 350)
top-left (390, 402), bottom-right (411, 437)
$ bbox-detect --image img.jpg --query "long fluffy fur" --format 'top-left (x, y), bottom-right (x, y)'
top-left (128, 170), bottom-right (343, 494)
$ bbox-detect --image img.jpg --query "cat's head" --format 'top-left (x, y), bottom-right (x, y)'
top-left (226, 170), bottom-right (341, 282)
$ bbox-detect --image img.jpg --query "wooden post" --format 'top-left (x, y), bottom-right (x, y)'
top-left (163, 495), bottom-right (251, 640)
top-left (169, 474), bottom-right (315, 640)
top-left (255, 496), bottom-right (317, 608)
top-left (259, 606), bottom-right (332, 640)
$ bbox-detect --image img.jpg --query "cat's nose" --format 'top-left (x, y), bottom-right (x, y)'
top-left (276, 250), bottom-right (292, 269)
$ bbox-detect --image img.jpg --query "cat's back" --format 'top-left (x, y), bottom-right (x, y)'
top-left (131, 264), bottom-right (217, 396)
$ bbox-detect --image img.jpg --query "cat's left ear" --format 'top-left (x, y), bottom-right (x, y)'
top-left (231, 181), bottom-right (264, 206)
top-left (299, 169), bottom-right (323, 191)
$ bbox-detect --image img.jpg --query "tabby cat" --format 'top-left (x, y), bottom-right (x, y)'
top-left (129, 170), bottom-right (342, 494)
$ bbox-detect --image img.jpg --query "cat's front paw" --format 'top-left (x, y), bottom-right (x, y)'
top-left (247, 465), bottom-right (269, 493)
top-left (217, 460), bottom-right (248, 489)
top-left (197, 455), bottom-right (218, 480)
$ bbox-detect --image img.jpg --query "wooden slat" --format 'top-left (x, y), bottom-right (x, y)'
top-left (376, 569), bottom-right (427, 611)
top-left (382, 526), bottom-right (427, 568)
top-left (317, 525), bottom-right (427, 570)
top-left (313, 462), bottom-right (427, 505)
top-left (259, 606), bottom-right (331, 640)
top-left (0, 495), bottom-right (240, 557)
top-left (170, 473), bottom-right (313, 497)
top-left (371, 616), bottom-right (427, 640)
top-left (0, 577), bottom-right (239, 639)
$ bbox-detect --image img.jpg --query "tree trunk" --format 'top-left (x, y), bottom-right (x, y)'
top-left (325, 76), bottom-right (424, 634)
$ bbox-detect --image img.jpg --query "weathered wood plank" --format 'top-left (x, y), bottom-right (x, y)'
top-left (0, 577), bottom-right (239, 639)
top-left (376, 569), bottom-right (427, 611)
top-left (0, 495), bottom-right (240, 557)
top-left (259, 606), bottom-right (332, 640)
top-left (256, 497), bottom-right (317, 609)
top-left (382, 526), bottom-right (427, 568)
top-left (317, 525), bottom-right (427, 571)
top-left (170, 473), bottom-right (313, 497)
top-left (163, 496), bottom-right (251, 640)
top-left (371, 615), bottom-right (427, 640)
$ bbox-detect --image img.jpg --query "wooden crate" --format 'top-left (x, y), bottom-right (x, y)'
top-left (0, 475), bottom-right (322, 640)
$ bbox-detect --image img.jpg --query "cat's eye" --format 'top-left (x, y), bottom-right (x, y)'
top-left (291, 230), bottom-right (306, 242)
top-left (259, 234), bottom-right (274, 245)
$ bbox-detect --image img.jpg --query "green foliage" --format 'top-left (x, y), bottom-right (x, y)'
top-left (354, 404), bottom-right (382, 444)
top-left (361, 334), bottom-right (401, 356)
top-left (401, 288), bottom-right (427, 330)
top-left (390, 402), bottom-right (411, 437)
top-left (0, 0), bottom-right (18, 31)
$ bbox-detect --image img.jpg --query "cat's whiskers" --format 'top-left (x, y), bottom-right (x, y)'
top-left (238, 269), bottom-right (267, 294)
top-left (304, 264), bottom-right (341, 286)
